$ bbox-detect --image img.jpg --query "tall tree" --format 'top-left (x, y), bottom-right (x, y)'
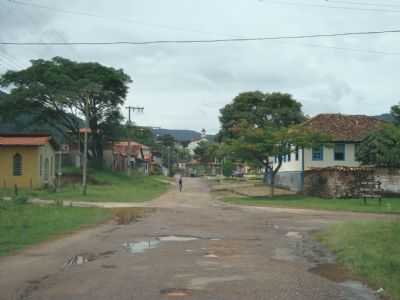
top-left (357, 124), bottom-right (400, 168)
top-left (218, 91), bottom-right (325, 196)
top-left (391, 103), bottom-right (400, 126)
top-left (218, 92), bottom-right (305, 141)
top-left (0, 57), bottom-right (132, 163)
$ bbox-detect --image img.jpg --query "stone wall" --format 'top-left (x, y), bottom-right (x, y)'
top-left (375, 168), bottom-right (400, 195)
top-left (271, 171), bottom-right (303, 192)
top-left (304, 167), bottom-right (400, 198)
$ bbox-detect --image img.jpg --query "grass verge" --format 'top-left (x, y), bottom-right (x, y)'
top-left (317, 221), bottom-right (400, 300)
top-left (0, 201), bottom-right (111, 257)
top-left (2, 170), bottom-right (169, 203)
top-left (223, 195), bottom-right (400, 214)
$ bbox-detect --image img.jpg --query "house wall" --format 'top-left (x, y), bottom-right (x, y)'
top-left (375, 168), bottom-right (400, 195)
top-left (37, 144), bottom-right (56, 186)
top-left (0, 146), bottom-right (40, 188)
top-left (304, 144), bottom-right (360, 169)
top-left (304, 167), bottom-right (400, 198)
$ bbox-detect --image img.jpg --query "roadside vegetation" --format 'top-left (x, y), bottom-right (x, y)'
top-left (223, 195), bottom-right (400, 214)
top-left (0, 200), bottom-right (111, 257)
top-left (1, 169), bottom-right (169, 203)
top-left (317, 221), bottom-right (400, 300)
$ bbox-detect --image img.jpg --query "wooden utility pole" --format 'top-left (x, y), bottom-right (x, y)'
top-left (82, 99), bottom-right (90, 195)
top-left (125, 106), bottom-right (144, 176)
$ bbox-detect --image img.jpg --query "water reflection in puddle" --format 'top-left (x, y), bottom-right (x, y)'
top-left (158, 235), bottom-right (198, 242)
top-left (123, 236), bottom-right (203, 254)
top-left (123, 240), bottom-right (161, 254)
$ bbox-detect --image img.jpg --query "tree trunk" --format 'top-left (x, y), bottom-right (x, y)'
top-left (270, 173), bottom-right (275, 197)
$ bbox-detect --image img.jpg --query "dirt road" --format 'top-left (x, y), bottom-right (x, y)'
top-left (0, 178), bottom-right (386, 300)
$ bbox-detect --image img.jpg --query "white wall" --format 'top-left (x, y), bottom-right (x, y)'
top-left (272, 143), bottom-right (361, 174)
top-left (304, 143), bottom-right (360, 170)
top-left (271, 148), bottom-right (303, 172)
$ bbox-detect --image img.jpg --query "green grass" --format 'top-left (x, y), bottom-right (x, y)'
top-left (0, 201), bottom-right (111, 256)
top-left (223, 195), bottom-right (400, 214)
top-left (317, 221), bottom-right (400, 300)
top-left (1, 170), bottom-right (169, 203)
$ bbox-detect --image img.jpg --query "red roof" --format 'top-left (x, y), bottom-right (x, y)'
top-left (302, 114), bottom-right (385, 142)
top-left (0, 135), bottom-right (51, 146)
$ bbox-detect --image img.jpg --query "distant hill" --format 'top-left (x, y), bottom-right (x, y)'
top-left (151, 128), bottom-right (202, 142)
top-left (373, 113), bottom-right (395, 123)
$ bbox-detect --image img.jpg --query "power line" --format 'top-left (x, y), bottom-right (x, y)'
top-left (325, 0), bottom-right (400, 8)
top-left (5, 0), bottom-right (237, 39)
top-left (1, 29), bottom-right (400, 46)
top-left (324, 0), bottom-right (400, 8)
top-left (263, 0), bottom-right (400, 13)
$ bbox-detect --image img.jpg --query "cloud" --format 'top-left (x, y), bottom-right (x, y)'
top-left (1, 0), bottom-right (399, 133)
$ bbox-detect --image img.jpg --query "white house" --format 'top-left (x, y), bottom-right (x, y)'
top-left (270, 114), bottom-right (385, 191)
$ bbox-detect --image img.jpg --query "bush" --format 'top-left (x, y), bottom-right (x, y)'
top-left (13, 195), bottom-right (29, 205)
top-left (223, 160), bottom-right (234, 177)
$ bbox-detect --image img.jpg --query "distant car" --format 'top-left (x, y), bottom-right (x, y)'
top-left (232, 170), bottom-right (244, 178)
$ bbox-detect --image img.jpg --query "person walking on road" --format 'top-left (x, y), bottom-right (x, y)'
top-left (178, 175), bottom-right (183, 192)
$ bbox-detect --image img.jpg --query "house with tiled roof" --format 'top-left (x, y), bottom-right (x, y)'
top-left (0, 133), bottom-right (58, 188)
top-left (103, 140), bottom-right (152, 175)
top-left (270, 114), bottom-right (386, 192)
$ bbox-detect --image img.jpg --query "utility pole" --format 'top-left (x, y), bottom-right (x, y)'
top-left (82, 98), bottom-right (90, 196)
top-left (125, 106), bottom-right (144, 176)
top-left (168, 146), bottom-right (171, 176)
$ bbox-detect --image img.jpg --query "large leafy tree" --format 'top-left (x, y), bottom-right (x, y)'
top-left (0, 57), bottom-right (132, 163)
top-left (218, 91), bottom-right (305, 141)
top-left (226, 124), bottom-right (326, 195)
top-left (391, 103), bottom-right (400, 125)
top-left (218, 91), bottom-right (325, 196)
top-left (357, 124), bottom-right (400, 168)
top-left (194, 141), bottom-right (221, 164)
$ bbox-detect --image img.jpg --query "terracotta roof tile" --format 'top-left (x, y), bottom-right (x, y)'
top-left (0, 136), bottom-right (51, 146)
top-left (302, 114), bottom-right (385, 142)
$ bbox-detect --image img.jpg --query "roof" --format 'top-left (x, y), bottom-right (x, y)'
top-left (0, 133), bottom-right (57, 148)
top-left (302, 114), bottom-right (386, 142)
top-left (112, 140), bottom-right (152, 161)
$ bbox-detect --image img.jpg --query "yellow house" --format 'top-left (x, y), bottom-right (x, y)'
top-left (0, 134), bottom-right (58, 188)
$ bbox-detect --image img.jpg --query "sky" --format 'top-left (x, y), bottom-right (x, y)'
top-left (0, 0), bottom-right (399, 134)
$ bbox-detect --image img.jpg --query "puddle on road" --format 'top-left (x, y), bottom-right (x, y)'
top-left (63, 253), bottom-right (97, 268)
top-left (309, 263), bottom-right (352, 282)
top-left (123, 235), bottom-right (207, 254)
top-left (63, 250), bottom-right (117, 268)
top-left (160, 288), bottom-right (193, 298)
top-left (112, 208), bottom-right (157, 225)
top-left (158, 236), bottom-right (199, 242)
top-left (310, 264), bottom-right (378, 300)
top-left (123, 240), bottom-right (161, 254)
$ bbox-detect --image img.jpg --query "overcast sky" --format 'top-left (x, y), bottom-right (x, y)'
top-left (0, 0), bottom-right (399, 134)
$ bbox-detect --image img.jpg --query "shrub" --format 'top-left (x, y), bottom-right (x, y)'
top-left (13, 195), bottom-right (29, 205)
top-left (223, 160), bottom-right (234, 177)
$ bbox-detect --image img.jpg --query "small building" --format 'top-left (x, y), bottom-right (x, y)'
top-left (106, 141), bottom-right (152, 175)
top-left (270, 114), bottom-right (385, 192)
top-left (0, 134), bottom-right (58, 188)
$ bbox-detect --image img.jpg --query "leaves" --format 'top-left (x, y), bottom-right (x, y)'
top-left (357, 124), bottom-right (400, 167)
top-left (0, 57), bottom-right (132, 161)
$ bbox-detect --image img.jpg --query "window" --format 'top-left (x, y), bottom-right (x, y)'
top-left (312, 145), bottom-right (324, 161)
top-left (295, 146), bottom-right (299, 161)
top-left (334, 143), bottom-right (346, 161)
top-left (355, 143), bottom-right (360, 160)
top-left (13, 153), bottom-right (23, 176)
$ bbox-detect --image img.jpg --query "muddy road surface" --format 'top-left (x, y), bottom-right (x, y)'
top-left (0, 178), bottom-right (387, 300)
